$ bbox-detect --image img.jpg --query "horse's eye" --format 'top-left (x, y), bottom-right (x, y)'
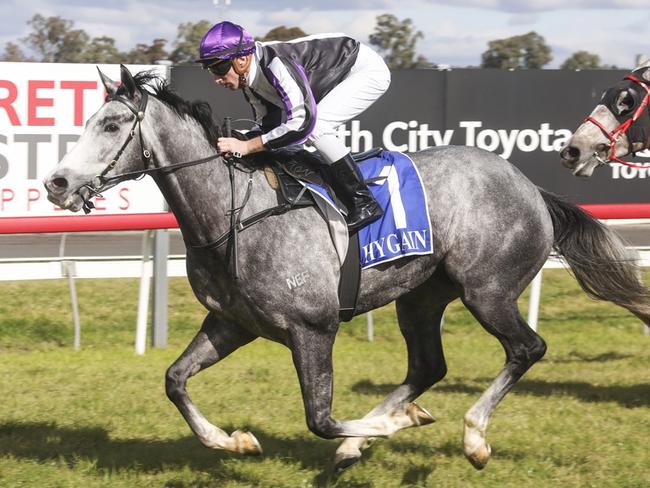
top-left (105, 123), bottom-right (119, 133)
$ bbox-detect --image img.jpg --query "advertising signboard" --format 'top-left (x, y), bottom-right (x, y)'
top-left (171, 66), bottom-right (650, 206)
top-left (0, 62), bottom-right (168, 220)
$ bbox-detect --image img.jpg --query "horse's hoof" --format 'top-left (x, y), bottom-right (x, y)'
top-left (334, 452), bottom-right (361, 474)
top-left (334, 436), bottom-right (376, 474)
top-left (465, 442), bottom-right (491, 470)
top-left (231, 430), bottom-right (263, 455)
top-left (407, 402), bottom-right (436, 426)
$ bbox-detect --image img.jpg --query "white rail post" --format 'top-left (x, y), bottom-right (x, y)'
top-left (135, 230), bottom-right (154, 355)
top-left (61, 260), bottom-right (81, 351)
top-left (367, 311), bottom-right (374, 342)
top-left (151, 229), bottom-right (169, 348)
top-left (528, 270), bottom-right (543, 332)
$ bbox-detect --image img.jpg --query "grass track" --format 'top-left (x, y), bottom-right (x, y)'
top-left (0, 270), bottom-right (648, 487)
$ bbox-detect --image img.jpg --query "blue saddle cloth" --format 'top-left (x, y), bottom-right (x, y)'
top-left (357, 151), bottom-right (433, 268)
top-left (305, 150), bottom-right (433, 269)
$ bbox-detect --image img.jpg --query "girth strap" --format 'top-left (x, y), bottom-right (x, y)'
top-left (338, 232), bottom-right (361, 322)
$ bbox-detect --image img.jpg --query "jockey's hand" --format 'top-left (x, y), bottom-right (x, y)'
top-left (217, 137), bottom-right (247, 157)
top-left (217, 136), bottom-right (265, 157)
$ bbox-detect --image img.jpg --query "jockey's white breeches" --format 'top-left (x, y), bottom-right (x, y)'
top-left (307, 43), bottom-right (391, 163)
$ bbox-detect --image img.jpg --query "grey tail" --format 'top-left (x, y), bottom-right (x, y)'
top-left (539, 188), bottom-right (650, 322)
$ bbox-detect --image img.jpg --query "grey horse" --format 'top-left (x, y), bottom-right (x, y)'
top-left (44, 66), bottom-right (650, 472)
top-left (560, 60), bottom-right (650, 176)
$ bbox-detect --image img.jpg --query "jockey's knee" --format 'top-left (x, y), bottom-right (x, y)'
top-left (308, 135), bottom-right (349, 164)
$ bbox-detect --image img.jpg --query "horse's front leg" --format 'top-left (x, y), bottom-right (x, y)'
top-left (290, 325), bottom-right (431, 440)
top-left (165, 312), bottom-right (261, 454)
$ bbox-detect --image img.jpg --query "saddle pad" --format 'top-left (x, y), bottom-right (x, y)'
top-left (302, 150), bottom-right (432, 269)
top-left (357, 151), bottom-right (433, 268)
top-left (304, 182), bottom-right (349, 266)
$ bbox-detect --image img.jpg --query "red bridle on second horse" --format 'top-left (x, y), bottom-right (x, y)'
top-left (584, 72), bottom-right (650, 169)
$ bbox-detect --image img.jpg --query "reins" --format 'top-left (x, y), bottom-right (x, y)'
top-left (584, 72), bottom-right (650, 169)
top-left (223, 117), bottom-right (245, 279)
top-left (77, 92), bottom-right (300, 280)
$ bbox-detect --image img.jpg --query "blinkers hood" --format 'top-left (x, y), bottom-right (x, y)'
top-left (600, 67), bottom-right (650, 145)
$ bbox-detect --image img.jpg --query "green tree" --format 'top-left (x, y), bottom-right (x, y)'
top-left (481, 31), bottom-right (552, 69)
top-left (258, 26), bottom-right (307, 42)
top-left (369, 13), bottom-right (429, 69)
top-left (170, 20), bottom-right (212, 64)
top-left (125, 38), bottom-right (169, 64)
top-left (561, 50), bottom-right (601, 70)
top-left (0, 42), bottom-right (30, 62)
top-left (79, 36), bottom-right (124, 64)
top-left (22, 14), bottom-right (89, 63)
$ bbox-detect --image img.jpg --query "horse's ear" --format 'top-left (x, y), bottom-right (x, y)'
top-left (638, 58), bottom-right (650, 82)
top-left (97, 67), bottom-right (118, 97)
top-left (119, 64), bottom-right (140, 100)
top-left (638, 57), bottom-right (650, 68)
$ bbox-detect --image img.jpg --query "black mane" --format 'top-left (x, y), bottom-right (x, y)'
top-left (129, 70), bottom-right (221, 143)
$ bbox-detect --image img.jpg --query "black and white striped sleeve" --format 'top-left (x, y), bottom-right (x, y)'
top-left (260, 57), bottom-right (317, 150)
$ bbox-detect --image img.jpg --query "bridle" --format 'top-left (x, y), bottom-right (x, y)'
top-left (78, 90), bottom-right (153, 213)
top-left (74, 88), bottom-right (269, 279)
top-left (584, 71), bottom-right (650, 169)
top-left (77, 89), bottom-right (226, 213)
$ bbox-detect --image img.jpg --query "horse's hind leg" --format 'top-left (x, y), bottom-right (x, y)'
top-left (290, 319), bottom-right (437, 442)
top-left (461, 294), bottom-right (547, 470)
top-left (335, 283), bottom-right (453, 472)
top-left (165, 312), bottom-right (260, 455)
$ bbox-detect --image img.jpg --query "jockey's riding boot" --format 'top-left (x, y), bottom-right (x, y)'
top-left (330, 153), bottom-right (383, 231)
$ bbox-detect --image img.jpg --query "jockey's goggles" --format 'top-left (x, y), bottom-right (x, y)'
top-left (207, 59), bottom-right (232, 76)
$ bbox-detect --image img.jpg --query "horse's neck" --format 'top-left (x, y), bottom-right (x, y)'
top-left (157, 169), bottom-right (228, 247)
top-left (146, 109), bottom-right (233, 246)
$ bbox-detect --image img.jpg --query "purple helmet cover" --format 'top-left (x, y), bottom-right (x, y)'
top-left (196, 21), bottom-right (255, 65)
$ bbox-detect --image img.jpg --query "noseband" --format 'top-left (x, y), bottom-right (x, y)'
top-left (77, 90), bottom-right (230, 213)
top-left (79, 90), bottom-right (153, 213)
top-left (584, 72), bottom-right (650, 169)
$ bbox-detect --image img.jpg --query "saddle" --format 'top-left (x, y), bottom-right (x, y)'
top-left (230, 128), bottom-right (381, 207)
top-left (238, 144), bottom-right (382, 323)
top-left (223, 130), bottom-right (380, 322)
top-left (261, 146), bottom-right (383, 210)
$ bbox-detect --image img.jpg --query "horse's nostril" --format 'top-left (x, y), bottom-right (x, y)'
top-left (561, 146), bottom-right (580, 162)
top-left (52, 177), bottom-right (69, 189)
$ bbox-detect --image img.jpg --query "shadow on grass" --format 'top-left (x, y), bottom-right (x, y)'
top-left (0, 317), bottom-right (69, 348)
top-left (513, 379), bottom-right (650, 408)
top-left (386, 437), bottom-right (528, 463)
top-left (538, 312), bottom-right (630, 323)
top-left (0, 421), bottom-right (347, 484)
top-left (544, 350), bottom-right (634, 363)
top-left (351, 377), bottom-right (650, 408)
top-left (351, 379), bottom-right (484, 396)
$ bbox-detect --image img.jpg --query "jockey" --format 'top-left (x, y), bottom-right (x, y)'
top-left (196, 20), bottom-right (391, 231)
